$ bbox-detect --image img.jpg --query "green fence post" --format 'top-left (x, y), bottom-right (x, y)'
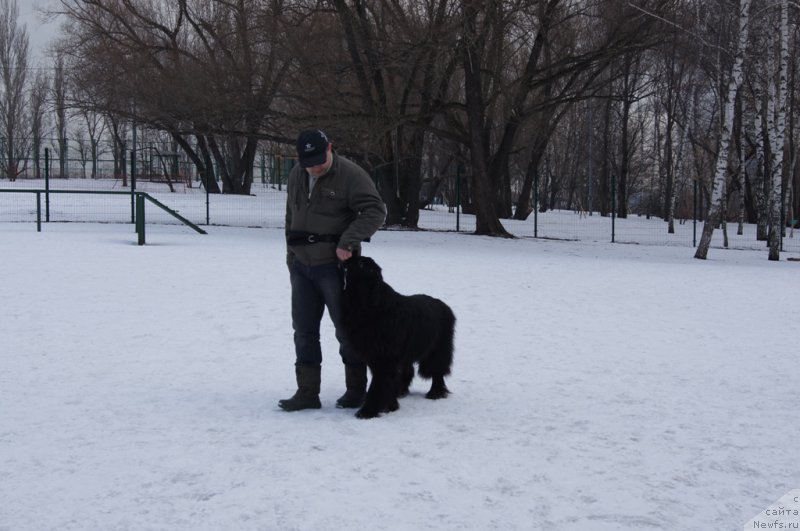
top-left (136, 193), bottom-right (145, 245)
top-left (587, 99), bottom-right (593, 217)
top-left (693, 179), bottom-right (698, 247)
top-left (44, 148), bottom-right (50, 222)
top-left (534, 169), bottom-right (539, 238)
top-left (611, 172), bottom-right (616, 243)
top-left (458, 166), bottom-right (462, 232)
top-left (131, 147), bottom-right (137, 224)
top-left (780, 180), bottom-right (785, 252)
top-left (205, 172), bottom-right (210, 225)
top-left (36, 192), bottom-right (41, 232)
top-left (34, 136), bottom-right (39, 180)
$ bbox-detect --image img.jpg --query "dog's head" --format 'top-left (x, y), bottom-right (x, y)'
top-left (342, 256), bottom-right (391, 311)
top-left (343, 255), bottom-right (383, 283)
top-left (342, 256), bottom-right (386, 309)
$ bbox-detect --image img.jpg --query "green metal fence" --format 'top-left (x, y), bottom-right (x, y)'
top-left (1, 146), bottom-right (798, 253)
top-left (7, 143), bottom-right (297, 186)
top-left (1, 188), bottom-right (205, 244)
top-left (2, 183), bottom-right (797, 254)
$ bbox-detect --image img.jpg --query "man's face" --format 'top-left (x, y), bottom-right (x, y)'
top-left (306, 145), bottom-right (332, 177)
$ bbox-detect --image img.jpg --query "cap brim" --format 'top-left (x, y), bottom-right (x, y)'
top-left (298, 152), bottom-right (327, 168)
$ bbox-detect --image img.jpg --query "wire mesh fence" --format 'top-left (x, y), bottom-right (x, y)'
top-left (2, 176), bottom-right (798, 254)
top-left (1, 144), bottom-right (798, 254)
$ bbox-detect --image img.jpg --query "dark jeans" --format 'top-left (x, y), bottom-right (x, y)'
top-left (289, 259), bottom-right (363, 368)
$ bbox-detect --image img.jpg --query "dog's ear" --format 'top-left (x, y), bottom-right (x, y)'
top-left (360, 256), bottom-right (382, 280)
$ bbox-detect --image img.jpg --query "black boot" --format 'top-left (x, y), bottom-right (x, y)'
top-left (335, 365), bottom-right (367, 409)
top-left (278, 365), bottom-right (322, 411)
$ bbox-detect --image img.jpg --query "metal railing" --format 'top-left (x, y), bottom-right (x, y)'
top-left (1, 183), bottom-right (797, 254)
top-left (0, 188), bottom-right (205, 245)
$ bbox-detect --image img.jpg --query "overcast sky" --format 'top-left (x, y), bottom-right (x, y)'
top-left (18, 0), bottom-right (60, 63)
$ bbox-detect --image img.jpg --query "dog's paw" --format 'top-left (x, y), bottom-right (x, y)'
top-left (425, 388), bottom-right (450, 400)
top-left (383, 399), bottom-right (399, 413)
top-left (355, 406), bottom-right (380, 419)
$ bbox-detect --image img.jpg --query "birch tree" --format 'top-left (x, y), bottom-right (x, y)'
top-left (767, 0), bottom-right (789, 261)
top-left (694, 0), bottom-right (752, 260)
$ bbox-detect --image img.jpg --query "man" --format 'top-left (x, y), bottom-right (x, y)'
top-left (279, 129), bottom-right (386, 411)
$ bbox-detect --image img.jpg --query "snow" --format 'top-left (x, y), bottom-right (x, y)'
top-left (1, 222), bottom-right (798, 530)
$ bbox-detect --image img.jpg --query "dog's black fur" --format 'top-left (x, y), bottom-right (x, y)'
top-left (341, 256), bottom-right (455, 419)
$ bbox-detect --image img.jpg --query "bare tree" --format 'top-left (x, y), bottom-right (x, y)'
top-left (79, 107), bottom-right (105, 179)
top-left (695, 0), bottom-right (752, 259)
top-left (54, 0), bottom-right (294, 195)
top-left (30, 70), bottom-right (49, 179)
top-left (49, 0), bottom-right (794, 250)
top-left (0, 0), bottom-right (29, 181)
top-left (460, 0), bottom-right (510, 236)
top-left (105, 113), bottom-right (128, 185)
top-left (286, 0), bottom-right (460, 227)
top-left (653, 8), bottom-right (697, 233)
top-left (458, 0), bottom-right (672, 236)
top-left (614, 50), bottom-right (648, 219)
top-left (73, 126), bottom-right (87, 178)
top-left (51, 53), bottom-right (68, 178)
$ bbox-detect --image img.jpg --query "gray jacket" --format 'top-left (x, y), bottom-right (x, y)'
top-left (285, 153), bottom-right (386, 267)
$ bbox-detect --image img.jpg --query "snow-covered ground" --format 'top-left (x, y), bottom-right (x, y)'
top-left (1, 222), bottom-right (798, 530)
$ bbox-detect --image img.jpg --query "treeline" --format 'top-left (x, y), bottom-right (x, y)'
top-left (3, 0), bottom-right (798, 242)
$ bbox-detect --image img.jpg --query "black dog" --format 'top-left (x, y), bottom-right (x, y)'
top-left (341, 256), bottom-right (455, 419)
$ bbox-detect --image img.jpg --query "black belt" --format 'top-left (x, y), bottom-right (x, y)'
top-left (286, 231), bottom-right (341, 245)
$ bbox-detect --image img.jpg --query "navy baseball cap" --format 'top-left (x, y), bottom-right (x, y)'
top-left (296, 129), bottom-right (330, 168)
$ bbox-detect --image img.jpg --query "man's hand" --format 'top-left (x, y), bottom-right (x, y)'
top-left (336, 248), bottom-right (353, 262)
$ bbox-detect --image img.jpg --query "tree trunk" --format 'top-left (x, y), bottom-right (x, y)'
top-left (402, 129), bottom-right (425, 228)
top-left (618, 96), bottom-right (631, 219)
top-left (462, 0), bottom-right (511, 237)
top-left (515, 141), bottom-right (549, 221)
top-left (172, 133), bottom-right (220, 194)
top-left (600, 95), bottom-right (612, 217)
top-left (767, 0), bottom-right (789, 261)
top-left (513, 104), bottom-right (560, 220)
top-left (374, 160), bottom-right (402, 225)
top-left (662, 57), bottom-right (675, 229)
top-left (695, 0), bottom-right (751, 259)
top-left (617, 52), bottom-right (638, 219)
top-left (753, 77), bottom-right (770, 240)
top-left (203, 135), bottom-right (256, 195)
top-left (736, 91), bottom-right (746, 235)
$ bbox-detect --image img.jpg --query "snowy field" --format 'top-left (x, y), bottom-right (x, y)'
top-left (1, 221), bottom-right (798, 530)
